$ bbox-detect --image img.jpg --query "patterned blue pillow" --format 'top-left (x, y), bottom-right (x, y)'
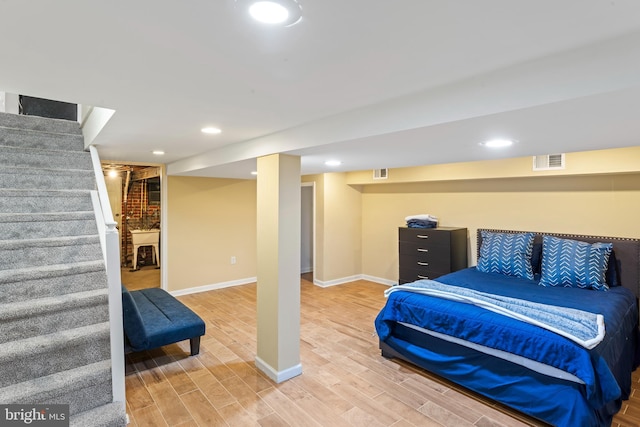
top-left (477, 231), bottom-right (535, 280)
top-left (539, 236), bottom-right (613, 291)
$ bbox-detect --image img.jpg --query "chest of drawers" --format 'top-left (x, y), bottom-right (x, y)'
top-left (398, 227), bottom-right (468, 284)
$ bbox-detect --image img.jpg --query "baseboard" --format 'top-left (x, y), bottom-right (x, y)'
top-left (313, 274), bottom-right (361, 288)
top-left (313, 274), bottom-right (395, 288)
top-left (169, 277), bottom-right (257, 297)
top-left (169, 274), bottom-right (393, 295)
top-left (360, 274), bottom-right (396, 287)
top-left (255, 356), bottom-right (302, 383)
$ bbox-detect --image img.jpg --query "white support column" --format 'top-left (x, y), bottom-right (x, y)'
top-left (255, 153), bottom-right (302, 383)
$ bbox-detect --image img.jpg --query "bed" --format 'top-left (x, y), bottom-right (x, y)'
top-left (375, 228), bottom-right (640, 427)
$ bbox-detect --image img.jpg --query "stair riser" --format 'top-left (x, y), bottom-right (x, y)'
top-left (70, 402), bottom-right (127, 427)
top-left (0, 330), bottom-right (111, 387)
top-left (0, 128), bottom-right (84, 151)
top-left (0, 299), bottom-right (109, 344)
top-left (0, 219), bottom-right (98, 240)
top-left (0, 193), bottom-right (93, 213)
top-left (0, 269), bottom-right (107, 304)
top-left (0, 113), bottom-right (82, 135)
top-left (13, 380), bottom-right (113, 417)
top-left (0, 149), bottom-right (92, 170)
top-left (0, 362), bottom-right (113, 417)
top-left (0, 171), bottom-right (95, 191)
top-left (0, 241), bottom-right (102, 270)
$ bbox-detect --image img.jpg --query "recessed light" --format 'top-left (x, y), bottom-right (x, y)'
top-left (108, 170), bottom-right (118, 178)
top-left (250, 1), bottom-right (288, 23)
top-left (152, 150), bottom-right (165, 155)
top-left (251, 171), bottom-right (258, 176)
top-left (325, 160), bottom-right (342, 167)
top-left (201, 127), bottom-right (222, 134)
top-left (242, 0), bottom-right (302, 26)
top-left (481, 138), bottom-right (515, 148)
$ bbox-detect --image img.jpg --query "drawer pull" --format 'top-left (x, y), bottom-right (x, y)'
top-left (417, 275), bottom-right (429, 279)
top-left (417, 262), bottom-right (429, 266)
top-left (417, 235), bottom-right (429, 239)
top-left (417, 248), bottom-right (429, 252)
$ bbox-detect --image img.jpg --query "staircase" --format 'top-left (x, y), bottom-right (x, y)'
top-left (0, 112), bottom-right (126, 426)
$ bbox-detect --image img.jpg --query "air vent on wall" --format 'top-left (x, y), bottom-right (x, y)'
top-left (533, 153), bottom-right (565, 171)
top-left (373, 168), bottom-right (388, 180)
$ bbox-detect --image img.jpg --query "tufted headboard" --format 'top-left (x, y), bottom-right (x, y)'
top-left (477, 229), bottom-right (640, 299)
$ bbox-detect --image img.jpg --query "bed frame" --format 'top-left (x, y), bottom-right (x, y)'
top-left (380, 228), bottom-right (640, 425)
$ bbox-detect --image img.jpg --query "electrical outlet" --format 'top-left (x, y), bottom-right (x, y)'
top-left (231, 256), bottom-right (236, 265)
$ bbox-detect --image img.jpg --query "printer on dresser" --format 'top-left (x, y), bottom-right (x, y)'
top-left (398, 227), bottom-right (468, 285)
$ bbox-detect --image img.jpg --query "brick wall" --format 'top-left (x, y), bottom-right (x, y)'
top-left (122, 180), bottom-right (161, 268)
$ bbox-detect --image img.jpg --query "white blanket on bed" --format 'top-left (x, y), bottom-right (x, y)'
top-left (385, 280), bottom-right (605, 349)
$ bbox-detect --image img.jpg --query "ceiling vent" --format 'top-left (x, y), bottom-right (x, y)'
top-left (533, 154), bottom-right (565, 171)
top-left (373, 168), bottom-right (388, 180)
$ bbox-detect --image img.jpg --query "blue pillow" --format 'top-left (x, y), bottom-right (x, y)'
top-left (477, 231), bottom-right (535, 280)
top-left (539, 236), bottom-right (613, 291)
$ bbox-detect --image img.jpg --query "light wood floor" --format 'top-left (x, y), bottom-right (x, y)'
top-left (121, 266), bottom-right (160, 291)
top-left (125, 276), bottom-right (640, 427)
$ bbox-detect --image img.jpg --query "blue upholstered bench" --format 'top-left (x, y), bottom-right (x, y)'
top-left (121, 286), bottom-right (206, 356)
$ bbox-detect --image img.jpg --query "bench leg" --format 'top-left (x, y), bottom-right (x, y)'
top-left (190, 336), bottom-right (201, 356)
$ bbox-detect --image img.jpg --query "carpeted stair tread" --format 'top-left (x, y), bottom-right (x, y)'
top-left (0, 112), bottom-right (82, 135)
top-left (0, 211), bottom-right (97, 240)
top-left (0, 166), bottom-right (95, 190)
top-left (0, 289), bottom-right (109, 344)
top-left (0, 233), bottom-right (100, 247)
top-left (0, 360), bottom-right (114, 416)
top-left (0, 127), bottom-right (84, 151)
top-left (71, 402), bottom-right (127, 427)
top-left (0, 211), bottom-right (95, 223)
top-left (0, 234), bottom-right (102, 270)
top-left (0, 259), bottom-right (105, 284)
top-left (0, 270), bottom-right (107, 304)
top-left (0, 189), bottom-right (93, 213)
top-left (0, 145), bottom-right (92, 170)
top-left (0, 322), bottom-right (111, 388)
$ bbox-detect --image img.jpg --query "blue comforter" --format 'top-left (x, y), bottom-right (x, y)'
top-left (375, 267), bottom-right (639, 410)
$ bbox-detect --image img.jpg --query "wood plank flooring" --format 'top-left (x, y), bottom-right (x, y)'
top-left (125, 276), bottom-right (640, 427)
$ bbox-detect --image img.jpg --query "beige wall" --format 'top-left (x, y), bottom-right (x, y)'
top-left (322, 173), bottom-right (363, 282)
top-left (302, 173), bottom-right (362, 284)
top-left (164, 147), bottom-right (640, 291)
top-left (348, 146), bottom-right (640, 184)
top-left (166, 176), bottom-right (257, 291)
top-left (361, 172), bottom-right (640, 283)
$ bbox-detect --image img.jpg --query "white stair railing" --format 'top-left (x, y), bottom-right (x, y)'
top-left (89, 145), bottom-right (126, 404)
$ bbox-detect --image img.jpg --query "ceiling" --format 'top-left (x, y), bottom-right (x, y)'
top-left (1, 1), bottom-right (640, 179)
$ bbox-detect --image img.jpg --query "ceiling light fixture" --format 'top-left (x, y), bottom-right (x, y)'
top-left (241, 0), bottom-right (302, 26)
top-left (201, 127), bottom-right (222, 134)
top-left (108, 170), bottom-right (118, 178)
top-left (152, 150), bottom-right (165, 155)
top-left (325, 160), bottom-right (342, 167)
top-left (481, 138), bottom-right (515, 148)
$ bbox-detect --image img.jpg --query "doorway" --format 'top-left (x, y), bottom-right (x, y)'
top-left (103, 162), bottom-right (163, 291)
top-left (301, 183), bottom-right (314, 283)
